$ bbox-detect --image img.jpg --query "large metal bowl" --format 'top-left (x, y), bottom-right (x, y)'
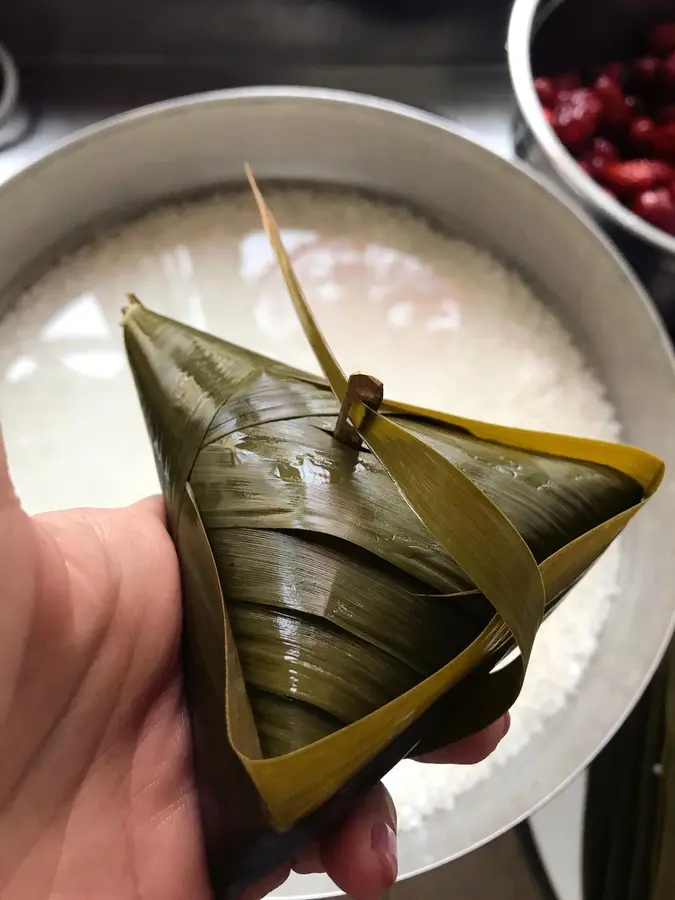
top-left (508, 0), bottom-right (675, 326)
top-left (1, 87), bottom-right (675, 898)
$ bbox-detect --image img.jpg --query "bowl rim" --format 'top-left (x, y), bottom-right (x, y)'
top-left (5, 79), bottom-right (675, 270)
top-left (507, 0), bottom-right (675, 255)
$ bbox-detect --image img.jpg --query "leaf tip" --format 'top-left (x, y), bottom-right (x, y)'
top-left (245, 164), bottom-right (278, 242)
top-left (121, 292), bottom-right (144, 326)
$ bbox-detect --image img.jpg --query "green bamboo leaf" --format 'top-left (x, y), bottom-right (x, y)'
top-left (582, 639), bottom-right (675, 900)
top-left (121, 170), bottom-right (664, 895)
top-left (653, 643), bottom-right (675, 900)
top-left (246, 168), bottom-right (545, 664)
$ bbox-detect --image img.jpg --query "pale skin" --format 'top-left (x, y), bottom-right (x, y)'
top-left (0, 428), bottom-right (510, 900)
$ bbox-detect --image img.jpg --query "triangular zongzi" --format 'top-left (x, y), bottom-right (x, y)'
top-left (122, 172), bottom-right (664, 899)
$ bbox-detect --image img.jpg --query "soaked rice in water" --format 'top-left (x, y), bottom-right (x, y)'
top-left (0, 186), bottom-right (622, 830)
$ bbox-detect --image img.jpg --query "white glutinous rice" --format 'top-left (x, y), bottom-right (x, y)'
top-left (0, 186), bottom-right (623, 832)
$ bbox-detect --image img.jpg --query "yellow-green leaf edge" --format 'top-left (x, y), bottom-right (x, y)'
top-left (233, 168), bottom-right (663, 830)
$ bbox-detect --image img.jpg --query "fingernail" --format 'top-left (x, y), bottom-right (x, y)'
top-left (371, 822), bottom-right (398, 887)
top-left (501, 711), bottom-right (511, 740)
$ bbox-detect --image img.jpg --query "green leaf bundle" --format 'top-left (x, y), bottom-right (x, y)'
top-left (122, 171), bottom-right (664, 899)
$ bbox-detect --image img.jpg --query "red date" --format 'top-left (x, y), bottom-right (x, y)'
top-left (534, 77), bottom-right (557, 108)
top-left (630, 116), bottom-right (657, 148)
top-left (594, 74), bottom-right (633, 129)
top-left (649, 21), bottom-right (675, 58)
top-left (604, 159), bottom-right (675, 194)
top-left (652, 123), bottom-right (675, 158)
top-left (592, 137), bottom-right (619, 159)
top-left (603, 62), bottom-right (626, 83)
top-left (631, 187), bottom-right (675, 233)
top-left (552, 89), bottom-right (602, 149)
top-left (663, 50), bottom-right (675, 87)
top-left (632, 56), bottom-right (661, 86)
top-left (582, 137), bottom-right (619, 177)
top-left (552, 74), bottom-right (581, 91)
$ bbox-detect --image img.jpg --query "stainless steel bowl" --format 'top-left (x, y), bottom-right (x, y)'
top-left (1, 87), bottom-right (675, 899)
top-left (508, 0), bottom-right (675, 325)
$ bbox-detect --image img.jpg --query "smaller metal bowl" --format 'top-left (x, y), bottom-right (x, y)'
top-left (507, 0), bottom-right (675, 325)
top-left (0, 42), bottom-right (19, 131)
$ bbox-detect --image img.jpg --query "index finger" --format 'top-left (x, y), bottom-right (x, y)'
top-left (414, 713), bottom-right (510, 764)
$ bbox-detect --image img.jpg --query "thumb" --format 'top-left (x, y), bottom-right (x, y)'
top-left (0, 425), bottom-right (41, 717)
top-left (0, 425), bottom-right (19, 513)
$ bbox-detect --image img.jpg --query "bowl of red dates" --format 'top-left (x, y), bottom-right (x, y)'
top-left (509, 0), bottom-right (675, 323)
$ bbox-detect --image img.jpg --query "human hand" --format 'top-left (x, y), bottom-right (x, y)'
top-left (0, 429), bottom-right (509, 900)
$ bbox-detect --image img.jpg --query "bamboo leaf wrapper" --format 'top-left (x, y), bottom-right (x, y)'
top-left (122, 171), bottom-right (664, 899)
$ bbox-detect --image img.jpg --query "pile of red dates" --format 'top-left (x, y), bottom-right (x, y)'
top-left (536, 20), bottom-right (675, 236)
